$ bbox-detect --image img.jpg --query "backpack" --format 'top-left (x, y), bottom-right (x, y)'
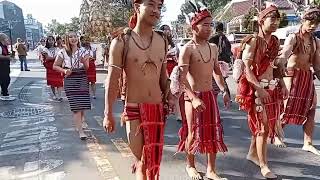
top-left (232, 34), bottom-right (259, 82)
top-left (118, 28), bottom-right (168, 100)
top-left (217, 35), bottom-right (232, 63)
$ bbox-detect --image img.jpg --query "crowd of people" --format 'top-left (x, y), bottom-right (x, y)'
top-left (1, 0), bottom-right (320, 180)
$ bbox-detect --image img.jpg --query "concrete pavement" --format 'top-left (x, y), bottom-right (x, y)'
top-left (0, 55), bottom-right (320, 180)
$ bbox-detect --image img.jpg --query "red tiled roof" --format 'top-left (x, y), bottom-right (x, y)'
top-left (216, 0), bottom-right (253, 21)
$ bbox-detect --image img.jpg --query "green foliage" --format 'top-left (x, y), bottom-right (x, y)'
top-left (242, 7), bottom-right (259, 32)
top-left (46, 17), bottom-right (80, 36)
top-left (279, 12), bottom-right (289, 28)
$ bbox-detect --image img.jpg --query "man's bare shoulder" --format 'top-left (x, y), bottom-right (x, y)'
top-left (208, 42), bottom-right (218, 51)
top-left (181, 41), bottom-right (194, 52)
top-left (110, 37), bottom-right (125, 51)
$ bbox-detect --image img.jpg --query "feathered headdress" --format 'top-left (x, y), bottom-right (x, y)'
top-left (185, 0), bottom-right (212, 28)
top-left (302, 5), bottom-right (320, 20)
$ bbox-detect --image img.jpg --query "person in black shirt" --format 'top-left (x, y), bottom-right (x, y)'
top-left (0, 33), bottom-right (11, 98)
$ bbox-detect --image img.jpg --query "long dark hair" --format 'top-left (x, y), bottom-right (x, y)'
top-left (160, 24), bottom-right (175, 48)
top-left (45, 36), bottom-right (56, 49)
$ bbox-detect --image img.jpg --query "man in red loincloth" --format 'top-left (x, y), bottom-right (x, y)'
top-left (176, 2), bottom-right (231, 180)
top-left (275, 6), bottom-right (320, 156)
top-left (236, 5), bottom-right (288, 178)
top-left (103, 0), bottom-right (174, 179)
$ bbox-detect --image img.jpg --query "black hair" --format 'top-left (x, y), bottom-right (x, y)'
top-left (216, 22), bottom-right (224, 32)
top-left (45, 36), bottom-right (56, 49)
top-left (159, 24), bottom-right (175, 48)
top-left (303, 5), bottom-right (320, 23)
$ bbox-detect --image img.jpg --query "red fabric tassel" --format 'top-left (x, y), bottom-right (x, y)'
top-left (122, 103), bottom-right (165, 180)
top-left (129, 13), bottom-right (137, 29)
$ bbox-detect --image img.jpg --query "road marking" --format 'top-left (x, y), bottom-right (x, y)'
top-left (16, 159), bottom-right (63, 179)
top-left (94, 116), bottom-right (103, 126)
top-left (86, 134), bottom-right (120, 180)
top-left (0, 166), bottom-right (14, 179)
top-left (111, 138), bottom-right (133, 158)
top-left (24, 161), bottom-right (39, 172)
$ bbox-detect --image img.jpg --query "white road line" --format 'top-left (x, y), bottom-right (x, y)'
top-left (0, 166), bottom-right (15, 180)
top-left (111, 138), bottom-right (133, 158)
top-left (24, 161), bottom-right (39, 172)
top-left (86, 135), bottom-right (120, 180)
top-left (40, 171), bottom-right (66, 180)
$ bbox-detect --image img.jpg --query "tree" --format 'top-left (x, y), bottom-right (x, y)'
top-left (242, 7), bottom-right (259, 32)
top-left (180, 0), bottom-right (230, 15)
top-left (66, 17), bottom-right (80, 32)
top-left (279, 12), bottom-right (289, 28)
top-left (46, 19), bottom-right (66, 36)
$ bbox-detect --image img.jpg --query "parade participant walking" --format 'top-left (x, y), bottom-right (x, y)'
top-left (56, 36), bottom-right (64, 49)
top-left (176, 2), bottom-right (230, 180)
top-left (0, 33), bottom-right (13, 100)
top-left (81, 35), bottom-right (97, 99)
top-left (41, 35), bottom-right (64, 101)
top-left (160, 24), bottom-right (182, 121)
top-left (235, 5), bottom-right (288, 178)
top-left (209, 22), bottom-right (231, 96)
top-left (103, 0), bottom-right (173, 179)
top-left (15, 38), bottom-right (29, 71)
top-left (53, 31), bottom-right (91, 140)
top-left (275, 6), bottom-right (320, 155)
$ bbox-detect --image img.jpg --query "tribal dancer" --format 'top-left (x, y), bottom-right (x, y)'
top-left (103, 0), bottom-right (174, 179)
top-left (276, 6), bottom-right (320, 155)
top-left (236, 5), bottom-right (288, 178)
top-left (81, 35), bottom-right (97, 99)
top-left (176, 2), bottom-right (230, 180)
top-left (41, 35), bottom-right (64, 101)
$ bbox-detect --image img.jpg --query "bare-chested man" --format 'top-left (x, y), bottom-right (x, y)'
top-left (103, 0), bottom-right (173, 180)
top-left (275, 6), bottom-right (320, 156)
top-left (235, 5), bottom-right (288, 178)
top-left (176, 2), bottom-right (231, 180)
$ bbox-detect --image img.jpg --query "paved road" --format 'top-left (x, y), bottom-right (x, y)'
top-left (0, 55), bottom-right (320, 180)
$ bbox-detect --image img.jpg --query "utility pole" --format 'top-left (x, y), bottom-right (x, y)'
top-left (8, 21), bottom-right (14, 56)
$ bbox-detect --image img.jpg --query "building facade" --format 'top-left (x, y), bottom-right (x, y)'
top-left (25, 14), bottom-right (44, 49)
top-left (0, 0), bottom-right (26, 45)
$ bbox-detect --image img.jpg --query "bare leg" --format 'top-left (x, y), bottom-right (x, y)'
top-left (247, 136), bottom-right (260, 166)
top-left (206, 153), bottom-right (226, 180)
top-left (91, 82), bottom-right (96, 98)
top-left (126, 119), bottom-right (146, 180)
top-left (184, 101), bottom-right (202, 180)
top-left (50, 86), bottom-right (56, 99)
top-left (175, 99), bottom-right (182, 121)
top-left (73, 111), bottom-right (87, 140)
top-left (256, 110), bottom-right (276, 179)
top-left (302, 94), bottom-right (320, 155)
top-left (56, 87), bottom-right (62, 100)
top-left (81, 111), bottom-right (88, 129)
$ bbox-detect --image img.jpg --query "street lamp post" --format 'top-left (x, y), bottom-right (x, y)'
top-left (8, 21), bottom-right (15, 57)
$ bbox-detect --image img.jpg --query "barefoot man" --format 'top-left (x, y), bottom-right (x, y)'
top-left (176, 2), bottom-right (230, 179)
top-left (235, 5), bottom-right (288, 178)
top-left (103, 0), bottom-right (173, 179)
top-left (276, 6), bottom-right (320, 155)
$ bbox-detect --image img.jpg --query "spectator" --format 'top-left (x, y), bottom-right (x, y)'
top-left (15, 38), bottom-right (29, 71)
top-left (209, 22), bottom-right (232, 64)
top-left (0, 33), bottom-right (12, 99)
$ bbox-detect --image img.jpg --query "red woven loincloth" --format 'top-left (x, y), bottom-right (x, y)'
top-left (87, 60), bottom-right (96, 83)
top-left (43, 59), bottom-right (63, 87)
top-left (248, 88), bottom-right (283, 141)
top-left (121, 103), bottom-right (165, 180)
top-left (177, 90), bottom-right (227, 154)
top-left (282, 68), bottom-right (315, 125)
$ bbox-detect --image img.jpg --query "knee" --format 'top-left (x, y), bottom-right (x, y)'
top-left (134, 161), bottom-right (146, 173)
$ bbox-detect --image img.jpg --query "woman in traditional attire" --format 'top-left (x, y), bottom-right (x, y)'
top-left (81, 35), bottom-right (97, 99)
top-left (53, 31), bottom-right (91, 140)
top-left (41, 36), bottom-right (64, 101)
